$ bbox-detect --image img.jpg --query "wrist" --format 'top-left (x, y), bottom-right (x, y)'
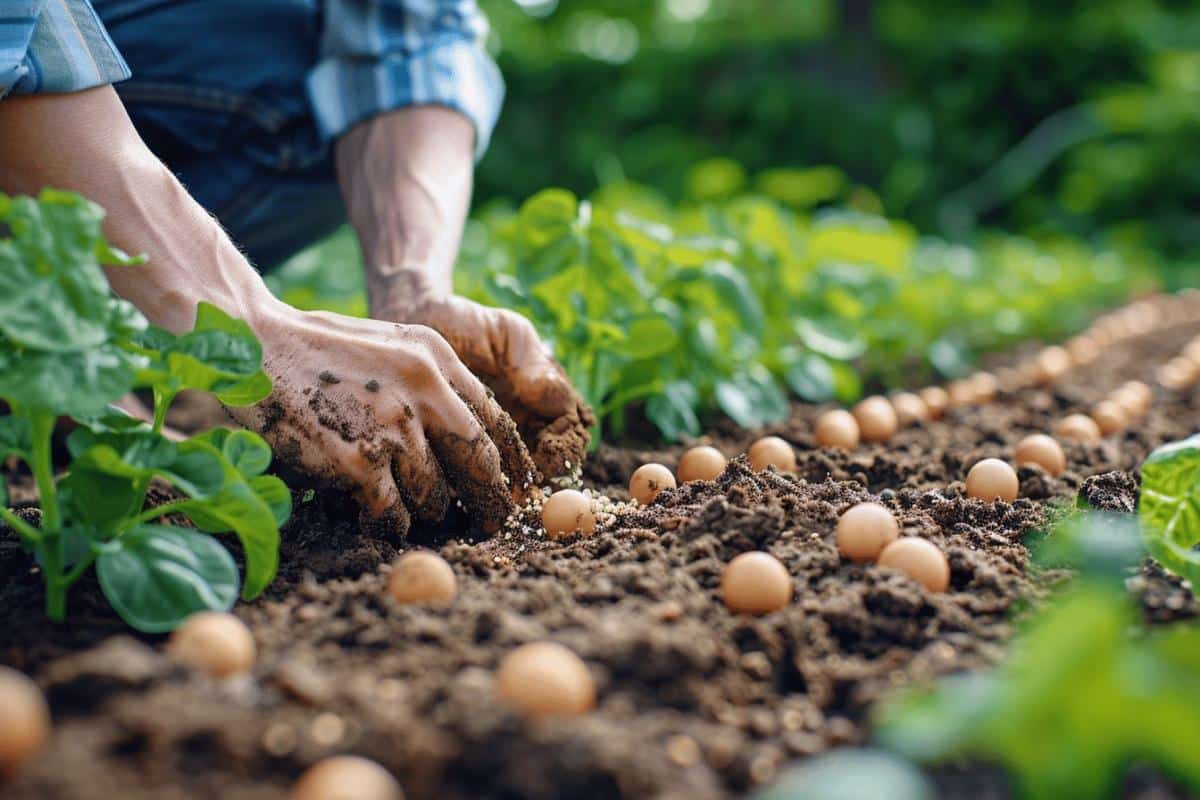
top-left (366, 264), bottom-right (450, 319)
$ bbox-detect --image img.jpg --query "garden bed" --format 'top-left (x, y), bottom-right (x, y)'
top-left (2, 312), bottom-right (1198, 800)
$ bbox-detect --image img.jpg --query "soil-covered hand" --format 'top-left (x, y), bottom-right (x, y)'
top-left (228, 306), bottom-right (538, 536)
top-left (376, 292), bottom-right (594, 481)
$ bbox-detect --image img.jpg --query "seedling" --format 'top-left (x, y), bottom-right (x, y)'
top-left (0, 190), bottom-right (290, 631)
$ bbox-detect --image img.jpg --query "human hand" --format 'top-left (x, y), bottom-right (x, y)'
top-left (375, 288), bottom-right (594, 482)
top-left (228, 305), bottom-right (538, 536)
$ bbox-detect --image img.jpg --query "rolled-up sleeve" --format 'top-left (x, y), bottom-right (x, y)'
top-left (0, 0), bottom-right (129, 100)
top-left (307, 0), bottom-right (504, 160)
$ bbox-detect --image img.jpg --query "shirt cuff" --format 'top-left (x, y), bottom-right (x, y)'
top-left (3, 0), bottom-right (130, 99)
top-left (306, 34), bottom-right (504, 162)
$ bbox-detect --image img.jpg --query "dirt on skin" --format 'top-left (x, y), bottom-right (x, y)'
top-left (3, 315), bottom-right (1200, 800)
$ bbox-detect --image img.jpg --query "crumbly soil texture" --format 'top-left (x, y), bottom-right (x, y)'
top-left (3, 320), bottom-right (1199, 800)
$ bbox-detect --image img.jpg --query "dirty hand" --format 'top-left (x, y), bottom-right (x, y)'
top-left (373, 283), bottom-right (594, 481)
top-left (227, 305), bottom-right (538, 536)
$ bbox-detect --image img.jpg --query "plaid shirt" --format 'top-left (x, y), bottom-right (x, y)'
top-left (0, 0), bottom-right (504, 158)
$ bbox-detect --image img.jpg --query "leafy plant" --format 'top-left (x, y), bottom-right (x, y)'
top-left (874, 512), bottom-right (1200, 799)
top-left (272, 177), bottom-right (1140, 442)
top-left (1138, 433), bottom-right (1200, 588)
top-left (0, 190), bottom-right (289, 631)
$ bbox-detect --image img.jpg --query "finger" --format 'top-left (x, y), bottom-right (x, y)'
top-left (423, 389), bottom-right (515, 534)
top-left (387, 425), bottom-right (452, 525)
top-left (497, 312), bottom-right (580, 420)
top-left (438, 358), bottom-right (539, 495)
top-left (261, 419), bottom-right (412, 537)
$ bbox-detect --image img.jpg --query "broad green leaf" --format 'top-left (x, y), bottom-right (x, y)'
top-left (1140, 435), bottom-right (1200, 586)
top-left (96, 524), bottom-right (238, 632)
top-left (830, 360), bottom-right (864, 404)
top-left (250, 475), bottom-right (293, 527)
top-left (198, 429), bottom-right (273, 478)
top-left (715, 368), bottom-right (789, 430)
top-left (0, 345), bottom-right (144, 418)
top-left (785, 353), bottom-right (837, 402)
top-left (645, 381), bottom-right (701, 441)
top-left (757, 749), bottom-right (933, 800)
top-left (796, 317), bottom-right (866, 361)
top-left (1035, 512), bottom-right (1145, 580)
top-left (179, 481), bottom-right (281, 599)
top-left (134, 303), bottom-right (271, 406)
top-left (623, 316), bottom-right (678, 359)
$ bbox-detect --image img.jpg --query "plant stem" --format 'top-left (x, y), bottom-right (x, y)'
top-left (0, 506), bottom-right (41, 546)
top-left (119, 499), bottom-right (190, 531)
top-left (28, 412), bottom-right (65, 620)
top-left (151, 387), bottom-right (174, 434)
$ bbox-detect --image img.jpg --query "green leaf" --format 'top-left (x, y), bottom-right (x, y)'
top-left (249, 475), bottom-right (293, 527)
top-left (785, 353), bottom-right (837, 402)
top-left (134, 303), bottom-right (271, 407)
top-left (96, 524), bottom-right (239, 632)
top-left (715, 368), bottom-right (790, 429)
top-left (796, 317), bottom-right (866, 361)
top-left (623, 316), bottom-right (679, 359)
top-left (1035, 511), bottom-right (1145, 580)
top-left (198, 429), bottom-right (273, 477)
top-left (646, 380), bottom-right (701, 441)
top-left (179, 480), bottom-right (281, 600)
top-left (1139, 434), bottom-right (1200, 586)
top-left (0, 345), bottom-right (143, 418)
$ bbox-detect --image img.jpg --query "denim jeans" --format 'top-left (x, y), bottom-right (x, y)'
top-left (92, 0), bottom-right (346, 270)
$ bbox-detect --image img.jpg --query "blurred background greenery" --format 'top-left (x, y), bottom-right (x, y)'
top-left (475, 0), bottom-right (1200, 266)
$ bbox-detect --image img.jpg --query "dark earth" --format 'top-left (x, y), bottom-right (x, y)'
top-left (2, 311), bottom-right (1198, 800)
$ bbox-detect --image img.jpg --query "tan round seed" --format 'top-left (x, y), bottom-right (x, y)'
top-left (1091, 401), bottom-right (1128, 436)
top-left (1065, 335), bottom-right (1100, 366)
top-left (167, 611), bottom-right (256, 678)
top-left (629, 463), bottom-right (677, 505)
top-left (814, 409), bottom-right (860, 450)
top-left (496, 642), bottom-right (596, 719)
top-left (1055, 413), bottom-right (1101, 443)
top-left (1014, 434), bottom-right (1066, 477)
top-left (676, 446), bottom-right (727, 483)
top-left (289, 755), bottom-right (404, 800)
top-left (947, 379), bottom-right (976, 408)
top-left (541, 489), bottom-right (596, 538)
top-left (970, 372), bottom-right (999, 403)
top-left (890, 392), bottom-right (928, 427)
top-left (387, 551), bottom-right (457, 605)
top-left (747, 436), bottom-right (796, 473)
top-left (878, 538), bottom-right (950, 593)
top-left (721, 552), bottom-right (793, 615)
top-left (852, 396), bottom-right (898, 443)
top-left (835, 503), bottom-right (900, 563)
top-left (0, 667), bottom-right (49, 778)
top-left (918, 386), bottom-right (950, 420)
top-left (1032, 346), bottom-right (1071, 385)
top-left (965, 458), bottom-right (1019, 502)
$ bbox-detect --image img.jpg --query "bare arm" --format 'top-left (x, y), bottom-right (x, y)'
top-left (336, 107), bottom-right (594, 478)
top-left (0, 87), bottom-right (536, 534)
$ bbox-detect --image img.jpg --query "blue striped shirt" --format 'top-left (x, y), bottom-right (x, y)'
top-left (0, 0), bottom-right (504, 158)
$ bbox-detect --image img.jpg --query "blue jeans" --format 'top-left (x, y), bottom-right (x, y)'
top-left (92, 0), bottom-right (346, 270)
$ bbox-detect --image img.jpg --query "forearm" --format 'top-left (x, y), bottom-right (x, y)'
top-left (0, 86), bottom-right (280, 334)
top-left (334, 105), bottom-right (475, 316)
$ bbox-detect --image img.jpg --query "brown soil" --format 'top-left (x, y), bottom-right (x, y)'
top-left (3, 318), bottom-right (1200, 800)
